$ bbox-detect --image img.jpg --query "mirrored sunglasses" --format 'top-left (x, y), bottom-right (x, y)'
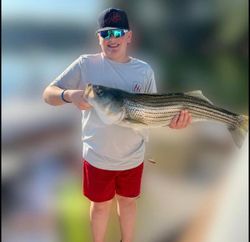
top-left (98, 29), bottom-right (128, 40)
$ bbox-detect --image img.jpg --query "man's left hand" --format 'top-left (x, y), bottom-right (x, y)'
top-left (169, 110), bottom-right (192, 129)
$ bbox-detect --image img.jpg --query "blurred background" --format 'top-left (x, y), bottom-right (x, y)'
top-left (2, 0), bottom-right (248, 242)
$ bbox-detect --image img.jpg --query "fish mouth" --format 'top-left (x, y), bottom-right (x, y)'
top-left (84, 84), bottom-right (94, 99)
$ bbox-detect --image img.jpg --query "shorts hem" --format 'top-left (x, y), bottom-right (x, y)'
top-left (83, 159), bottom-right (144, 171)
top-left (115, 192), bottom-right (141, 199)
top-left (84, 192), bottom-right (115, 203)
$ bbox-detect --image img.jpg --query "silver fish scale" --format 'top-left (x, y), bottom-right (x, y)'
top-left (88, 84), bottom-right (248, 147)
top-left (124, 99), bottom-right (182, 125)
top-left (123, 96), bottom-right (239, 128)
top-left (124, 100), bottom-right (145, 121)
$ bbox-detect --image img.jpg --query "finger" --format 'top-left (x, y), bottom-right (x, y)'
top-left (169, 114), bottom-right (179, 128)
top-left (182, 111), bottom-right (190, 127)
top-left (79, 100), bottom-right (91, 107)
top-left (178, 110), bottom-right (185, 123)
top-left (175, 110), bottom-right (185, 128)
top-left (182, 113), bottom-right (192, 128)
top-left (74, 102), bottom-right (89, 110)
top-left (81, 102), bottom-right (91, 108)
top-left (80, 104), bottom-right (91, 110)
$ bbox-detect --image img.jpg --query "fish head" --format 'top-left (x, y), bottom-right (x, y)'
top-left (84, 84), bottom-right (125, 124)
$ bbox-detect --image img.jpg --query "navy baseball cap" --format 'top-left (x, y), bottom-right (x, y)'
top-left (96, 8), bottom-right (130, 32)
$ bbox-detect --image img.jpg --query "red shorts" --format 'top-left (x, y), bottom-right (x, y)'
top-left (83, 160), bottom-right (144, 202)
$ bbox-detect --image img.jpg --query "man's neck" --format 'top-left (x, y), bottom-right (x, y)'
top-left (102, 53), bottom-right (131, 63)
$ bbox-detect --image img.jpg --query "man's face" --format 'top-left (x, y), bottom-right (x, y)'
top-left (98, 29), bottom-right (132, 62)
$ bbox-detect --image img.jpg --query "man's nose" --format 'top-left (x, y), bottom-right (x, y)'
top-left (108, 35), bottom-right (116, 41)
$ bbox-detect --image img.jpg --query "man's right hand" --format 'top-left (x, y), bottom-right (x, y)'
top-left (43, 85), bottom-right (92, 110)
top-left (64, 90), bottom-right (92, 110)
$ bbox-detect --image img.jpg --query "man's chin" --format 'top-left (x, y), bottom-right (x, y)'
top-left (105, 52), bottom-right (122, 60)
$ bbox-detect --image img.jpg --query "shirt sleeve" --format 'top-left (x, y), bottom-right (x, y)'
top-left (145, 66), bottom-right (157, 94)
top-left (49, 56), bottom-right (85, 90)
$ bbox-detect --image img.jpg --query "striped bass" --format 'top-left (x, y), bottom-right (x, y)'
top-left (84, 84), bottom-right (248, 148)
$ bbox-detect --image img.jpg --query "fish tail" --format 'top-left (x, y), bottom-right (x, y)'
top-left (230, 115), bottom-right (249, 148)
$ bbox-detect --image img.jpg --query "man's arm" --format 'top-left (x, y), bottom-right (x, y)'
top-left (43, 56), bottom-right (91, 110)
top-left (43, 85), bottom-right (91, 110)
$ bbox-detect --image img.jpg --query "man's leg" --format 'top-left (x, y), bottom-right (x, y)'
top-left (90, 199), bottom-right (113, 242)
top-left (116, 195), bottom-right (137, 242)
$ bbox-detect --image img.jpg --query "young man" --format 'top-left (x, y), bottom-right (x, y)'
top-left (43, 8), bottom-right (191, 242)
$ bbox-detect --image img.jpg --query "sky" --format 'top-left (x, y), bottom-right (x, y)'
top-left (2, 0), bottom-right (103, 24)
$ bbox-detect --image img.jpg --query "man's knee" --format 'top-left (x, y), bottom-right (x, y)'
top-left (91, 199), bottom-right (113, 213)
top-left (116, 195), bottom-right (137, 207)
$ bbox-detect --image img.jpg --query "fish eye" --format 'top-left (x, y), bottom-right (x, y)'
top-left (95, 87), bottom-right (104, 96)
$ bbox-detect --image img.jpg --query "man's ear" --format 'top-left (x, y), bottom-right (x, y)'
top-left (97, 34), bottom-right (101, 45)
top-left (127, 31), bottom-right (133, 44)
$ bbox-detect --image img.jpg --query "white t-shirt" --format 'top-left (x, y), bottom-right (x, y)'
top-left (51, 53), bottom-right (157, 170)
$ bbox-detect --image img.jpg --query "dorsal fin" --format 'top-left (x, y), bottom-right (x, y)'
top-left (185, 90), bottom-right (213, 104)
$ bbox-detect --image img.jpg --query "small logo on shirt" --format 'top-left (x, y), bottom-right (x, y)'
top-left (132, 83), bottom-right (142, 93)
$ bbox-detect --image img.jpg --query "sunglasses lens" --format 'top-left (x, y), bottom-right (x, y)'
top-left (100, 31), bottom-right (110, 39)
top-left (99, 29), bottom-right (126, 39)
top-left (113, 30), bottom-right (123, 38)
